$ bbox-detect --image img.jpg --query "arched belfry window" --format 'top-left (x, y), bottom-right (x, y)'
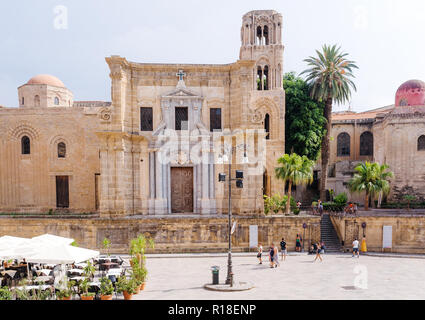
top-left (418, 135), bottom-right (425, 151)
top-left (263, 25), bottom-right (269, 45)
top-left (337, 132), bottom-right (350, 156)
top-left (21, 136), bottom-right (31, 155)
top-left (54, 97), bottom-right (59, 105)
top-left (264, 113), bottom-right (270, 140)
top-left (256, 26), bottom-right (262, 45)
top-left (360, 131), bottom-right (373, 156)
top-left (257, 66), bottom-right (263, 90)
top-left (263, 66), bottom-right (269, 90)
top-left (58, 142), bottom-right (66, 158)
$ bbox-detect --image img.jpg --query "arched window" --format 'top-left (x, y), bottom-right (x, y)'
top-left (263, 65), bottom-right (269, 90)
top-left (54, 97), bottom-right (59, 105)
top-left (34, 95), bottom-right (40, 107)
top-left (21, 136), bottom-right (30, 155)
top-left (22, 97), bottom-right (25, 105)
top-left (263, 25), bottom-right (269, 45)
top-left (257, 66), bottom-right (263, 90)
top-left (256, 26), bottom-right (262, 45)
top-left (58, 142), bottom-right (66, 158)
top-left (418, 135), bottom-right (425, 151)
top-left (360, 131), bottom-right (374, 156)
top-left (337, 132), bottom-right (350, 156)
top-left (264, 113), bottom-right (270, 140)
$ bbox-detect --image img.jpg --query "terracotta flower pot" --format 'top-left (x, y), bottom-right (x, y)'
top-left (140, 283), bottom-right (146, 291)
top-left (100, 295), bottom-right (113, 300)
top-left (123, 291), bottom-right (133, 300)
top-left (60, 296), bottom-right (71, 300)
top-left (81, 295), bottom-right (94, 300)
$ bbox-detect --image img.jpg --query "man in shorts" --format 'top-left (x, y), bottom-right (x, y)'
top-left (352, 238), bottom-right (360, 258)
top-left (280, 238), bottom-right (287, 261)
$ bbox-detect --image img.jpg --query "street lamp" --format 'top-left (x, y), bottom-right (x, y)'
top-left (217, 144), bottom-right (247, 287)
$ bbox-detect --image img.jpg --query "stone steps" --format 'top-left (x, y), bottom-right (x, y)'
top-left (320, 214), bottom-right (341, 252)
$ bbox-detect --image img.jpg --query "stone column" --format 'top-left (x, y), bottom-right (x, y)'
top-left (154, 150), bottom-right (168, 214)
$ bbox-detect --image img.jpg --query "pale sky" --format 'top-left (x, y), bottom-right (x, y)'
top-left (1, 0), bottom-right (424, 112)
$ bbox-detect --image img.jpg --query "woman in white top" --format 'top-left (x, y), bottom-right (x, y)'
top-left (257, 244), bottom-right (263, 264)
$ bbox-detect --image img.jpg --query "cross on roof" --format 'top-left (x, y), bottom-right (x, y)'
top-left (176, 70), bottom-right (186, 81)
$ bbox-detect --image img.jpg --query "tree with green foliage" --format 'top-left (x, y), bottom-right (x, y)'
top-left (283, 72), bottom-right (326, 161)
top-left (301, 44), bottom-right (358, 201)
top-left (275, 153), bottom-right (315, 214)
top-left (403, 195), bottom-right (416, 211)
top-left (348, 162), bottom-right (394, 211)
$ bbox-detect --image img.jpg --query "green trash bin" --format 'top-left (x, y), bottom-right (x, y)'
top-left (211, 266), bottom-right (220, 285)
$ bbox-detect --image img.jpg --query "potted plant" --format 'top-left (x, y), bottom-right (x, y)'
top-left (116, 276), bottom-right (137, 300)
top-left (131, 261), bottom-right (148, 291)
top-left (102, 237), bottom-right (111, 256)
top-left (56, 280), bottom-right (75, 300)
top-left (99, 277), bottom-right (114, 300)
top-left (79, 278), bottom-right (95, 300)
top-left (82, 261), bottom-right (96, 280)
top-left (129, 234), bottom-right (154, 267)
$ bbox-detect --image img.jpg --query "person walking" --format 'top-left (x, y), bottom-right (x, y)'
top-left (273, 245), bottom-right (280, 267)
top-left (280, 238), bottom-right (287, 261)
top-left (352, 238), bottom-right (360, 258)
top-left (257, 244), bottom-right (263, 264)
top-left (318, 200), bottom-right (324, 215)
top-left (313, 242), bottom-right (323, 262)
top-left (269, 244), bottom-right (275, 268)
top-left (295, 234), bottom-right (302, 252)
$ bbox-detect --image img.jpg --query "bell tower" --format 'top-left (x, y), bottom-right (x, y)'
top-left (240, 10), bottom-right (284, 91)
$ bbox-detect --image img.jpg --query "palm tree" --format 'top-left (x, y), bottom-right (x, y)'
top-left (301, 44), bottom-right (358, 201)
top-left (348, 162), bottom-right (394, 211)
top-left (275, 153), bottom-right (315, 215)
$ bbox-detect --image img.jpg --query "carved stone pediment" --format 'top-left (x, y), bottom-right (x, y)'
top-left (163, 87), bottom-right (200, 98)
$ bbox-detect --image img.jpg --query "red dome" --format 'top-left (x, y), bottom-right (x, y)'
top-left (395, 79), bottom-right (425, 107)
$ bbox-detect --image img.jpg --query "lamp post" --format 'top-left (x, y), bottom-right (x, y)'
top-left (218, 144), bottom-right (248, 287)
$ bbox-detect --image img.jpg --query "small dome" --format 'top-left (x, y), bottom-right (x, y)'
top-left (395, 79), bottom-right (425, 107)
top-left (26, 74), bottom-right (65, 88)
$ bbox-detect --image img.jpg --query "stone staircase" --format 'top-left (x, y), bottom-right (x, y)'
top-left (320, 214), bottom-right (341, 253)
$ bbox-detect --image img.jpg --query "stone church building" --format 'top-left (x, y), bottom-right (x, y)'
top-left (0, 10), bottom-right (286, 216)
top-left (324, 79), bottom-right (425, 204)
top-left (1, 9), bottom-right (424, 217)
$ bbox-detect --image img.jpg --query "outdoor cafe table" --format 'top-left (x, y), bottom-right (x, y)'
top-left (74, 263), bottom-right (87, 269)
top-left (68, 269), bottom-right (84, 276)
top-left (34, 276), bottom-right (53, 284)
top-left (15, 284), bottom-right (52, 291)
top-left (100, 262), bottom-right (119, 271)
top-left (106, 268), bottom-right (123, 276)
top-left (36, 269), bottom-right (52, 276)
top-left (68, 276), bottom-right (85, 283)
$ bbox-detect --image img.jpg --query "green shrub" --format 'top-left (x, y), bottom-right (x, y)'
top-left (334, 192), bottom-right (348, 206)
top-left (323, 202), bottom-right (344, 212)
top-left (0, 287), bottom-right (12, 300)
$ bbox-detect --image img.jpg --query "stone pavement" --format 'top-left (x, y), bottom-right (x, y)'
top-left (131, 253), bottom-right (425, 300)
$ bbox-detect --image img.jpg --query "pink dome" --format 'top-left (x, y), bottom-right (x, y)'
top-left (26, 74), bottom-right (65, 88)
top-left (395, 79), bottom-right (425, 107)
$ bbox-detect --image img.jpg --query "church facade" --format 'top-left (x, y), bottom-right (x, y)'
top-left (324, 79), bottom-right (425, 204)
top-left (0, 10), bottom-right (286, 217)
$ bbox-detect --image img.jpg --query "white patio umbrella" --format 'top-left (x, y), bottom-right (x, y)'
top-left (0, 236), bottom-right (32, 251)
top-left (25, 244), bottom-right (99, 265)
top-left (31, 234), bottom-right (74, 246)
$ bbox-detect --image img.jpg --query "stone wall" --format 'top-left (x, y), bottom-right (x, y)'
top-left (0, 215), bottom-right (321, 253)
top-left (331, 214), bottom-right (425, 253)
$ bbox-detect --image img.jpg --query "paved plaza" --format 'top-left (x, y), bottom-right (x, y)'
top-left (132, 253), bottom-right (425, 300)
